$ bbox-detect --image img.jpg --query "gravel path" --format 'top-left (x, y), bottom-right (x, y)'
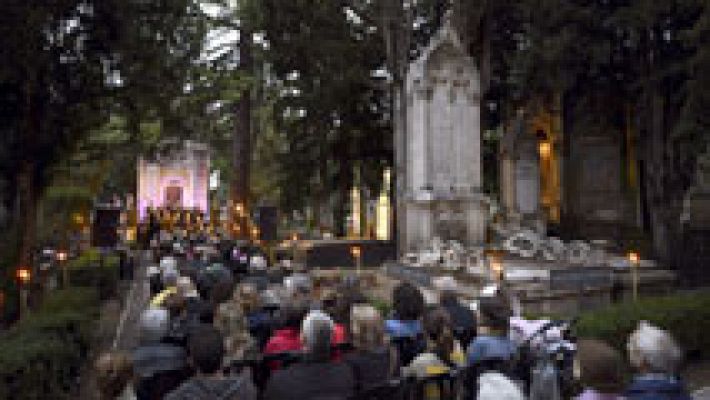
top-left (76, 251), bottom-right (152, 399)
top-left (112, 251), bottom-right (152, 351)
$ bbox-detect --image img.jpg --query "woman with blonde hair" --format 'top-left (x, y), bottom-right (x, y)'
top-left (343, 304), bottom-right (397, 395)
top-left (214, 283), bottom-right (259, 365)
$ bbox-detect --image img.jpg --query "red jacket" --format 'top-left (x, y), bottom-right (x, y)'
top-left (264, 328), bottom-right (303, 370)
top-left (264, 328), bottom-right (303, 355)
top-left (264, 325), bottom-right (348, 368)
top-left (331, 323), bottom-right (347, 361)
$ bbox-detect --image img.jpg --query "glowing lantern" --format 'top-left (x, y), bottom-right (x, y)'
top-left (16, 268), bottom-right (31, 285)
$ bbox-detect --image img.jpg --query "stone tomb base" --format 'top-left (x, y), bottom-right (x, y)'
top-left (402, 198), bottom-right (486, 253)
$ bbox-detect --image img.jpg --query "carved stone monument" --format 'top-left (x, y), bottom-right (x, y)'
top-left (499, 112), bottom-right (544, 234)
top-left (137, 139), bottom-right (210, 221)
top-left (682, 143), bottom-right (710, 229)
top-left (398, 15), bottom-right (486, 254)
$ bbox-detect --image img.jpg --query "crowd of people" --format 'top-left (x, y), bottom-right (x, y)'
top-left (93, 238), bottom-right (694, 400)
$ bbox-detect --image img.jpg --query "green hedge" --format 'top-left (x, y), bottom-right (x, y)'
top-left (68, 249), bottom-right (120, 300)
top-left (368, 297), bottom-right (392, 318)
top-left (0, 288), bottom-right (99, 400)
top-left (574, 291), bottom-right (710, 361)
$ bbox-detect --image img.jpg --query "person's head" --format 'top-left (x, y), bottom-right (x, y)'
top-left (392, 281), bottom-right (425, 321)
top-left (322, 289), bottom-right (353, 327)
top-left (423, 306), bottom-right (455, 363)
top-left (160, 256), bottom-right (177, 271)
top-left (177, 276), bottom-right (197, 299)
top-left (215, 302), bottom-right (248, 339)
top-left (235, 283), bottom-right (260, 314)
top-left (477, 296), bottom-right (511, 334)
top-left (187, 325), bottom-right (225, 375)
top-left (139, 308), bottom-right (169, 343)
top-left (477, 372), bottom-right (525, 400)
top-left (164, 292), bottom-right (186, 318)
top-left (351, 304), bottom-right (385, 352)
top-left (575, 339), bottom-right (626, 393)
top-left (284, 273), bottom-right (313, 301)
top-left (279, 299), bottom-right (309, 330)
top-left (434, 277), bottom-right (458, 304)
top-left (95, 352), bottom-right (133, 400)
top-left (162, 268), bottom-right (179, 288)
top-left (628, 321), bottom-right (683, 375)
top-left (260, 288), bottom-right (282, 311)
top-left (301, 310), bottom-right (334, 362)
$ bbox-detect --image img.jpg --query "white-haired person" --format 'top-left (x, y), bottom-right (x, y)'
top-left (625, 321), bottom-right (691, 400)
top-left (264, 310), bottom-right (355, 400)
top-left (478, 372), bottom-right (526, 400)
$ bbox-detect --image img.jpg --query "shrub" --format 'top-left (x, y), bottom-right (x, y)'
top-left (68, 249), bottom-right (120, 299)
top-left (574, 291), bottom-right (710, 361)
top-left (0, 288), bottom-right (99, 400)
top-left (368, 297), bottom-right (392, 318)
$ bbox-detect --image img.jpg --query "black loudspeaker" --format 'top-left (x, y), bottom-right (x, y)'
top-left (255, 206), bottom-right (278, 241)
top-left (92, 208), bottom-right (121, 248)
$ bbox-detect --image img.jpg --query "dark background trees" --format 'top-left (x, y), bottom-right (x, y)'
top-left (0, 0), bottom-right (241, 274)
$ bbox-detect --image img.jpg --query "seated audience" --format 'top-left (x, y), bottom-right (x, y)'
top-left (467, 296), bottom-right (516, 368)
top-left (386, 282), bottom-right (426, 366)
top-left (150, 267), bottom-right (179, 307)
top-left (165, 325), bottom-right (256, 400)
top-left (132, 308), bottom-right (191, 400)
top-left (215, 285), bottom-right (259, 365)
top-left (625, 321), bottom-right (691, 400)
top-left (95, 351), bottom-right (135, 400)
top-left (574, 339), bottom-right (627, 400)
top-left (435, 277), bottom-right (476, 352)
top-left (477, 372), bottom-right (526, 400)
top-left (344, 304), bottom-right (397, 395)
top-left (403, 307), bottom-right (463, 400)
top-left (248, 289), bottom-right (280, 350)
top-left (263, 299), bottom-right (309, 368)
top-left (404, 306), bottom-right (463, 377)
top-left (264, 311), bottom-right (355, 400)
top-left (321, 288), bottom-right (349, 355)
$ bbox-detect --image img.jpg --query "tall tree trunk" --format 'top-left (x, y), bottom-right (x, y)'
top-left (17, 75), bottom-right (38, 270)
top-left (233, 29), bottom-right (253, 238)
top-left (17, 160), bottom-right (37, 268)
top-left (380, 0), bottom-right (412, 255)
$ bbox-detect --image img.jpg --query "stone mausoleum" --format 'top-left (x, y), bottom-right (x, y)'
top-left (137, 139), bottom-right (210, 221)
top-left (398, 14), bottom-right (487, 254)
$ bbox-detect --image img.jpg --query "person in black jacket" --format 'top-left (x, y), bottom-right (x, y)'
top-left (344, 304), bottom-right (397, 397)
top-left (165, 325), bottom-right (256, 400)
top-left (434, 277), bottom-right (477, 352)
top-left (440, 292), bottom-right (476, 352)
top-left (132, 308), bottom-right (191, 400)
top-left (264, 310), bottom-right (355, 400)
